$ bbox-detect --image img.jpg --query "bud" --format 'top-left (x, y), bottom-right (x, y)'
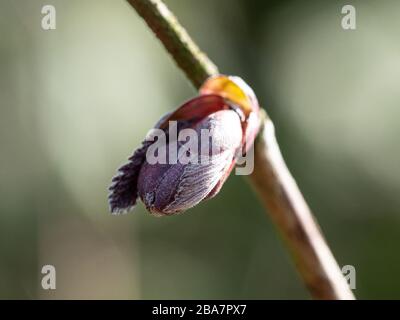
top-left (109, 75), bottom-right (260, 215)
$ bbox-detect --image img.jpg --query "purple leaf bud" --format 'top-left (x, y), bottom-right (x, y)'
top-left (108, 75), bottom-right (260, 216)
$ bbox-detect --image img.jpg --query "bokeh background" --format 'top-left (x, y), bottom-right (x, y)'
top-left (1, 0), bottom-right (400, 299)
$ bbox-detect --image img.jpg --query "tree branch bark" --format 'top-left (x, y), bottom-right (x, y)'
top-left (126, 0), bottom-right (355, 300)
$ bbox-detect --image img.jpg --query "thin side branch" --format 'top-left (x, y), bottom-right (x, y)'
top-left (126, 0), bottom-right (355, 300)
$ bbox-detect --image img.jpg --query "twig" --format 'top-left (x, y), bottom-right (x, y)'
top-left (127, 0), bottom-right (218, 88)
top-left (250, 111), bottom-right (354, 299)
top-left (126, 0), bottom-right (355, 300)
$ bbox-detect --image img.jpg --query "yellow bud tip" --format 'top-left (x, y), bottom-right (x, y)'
top-left (199, 75), bottom-right (259, 116)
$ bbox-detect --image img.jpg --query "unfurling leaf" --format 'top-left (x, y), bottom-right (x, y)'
top-left (109, 75), bottom-right (260, 216)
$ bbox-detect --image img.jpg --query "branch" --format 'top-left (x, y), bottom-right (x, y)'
top-left (127, 0), bottom-right (218, 88)
top-left (126, 0), bottom-right (355, 300)
top-left (250, 111), bottom-right (354, 299)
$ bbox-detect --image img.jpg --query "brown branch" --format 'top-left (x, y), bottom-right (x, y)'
top-left (250, 111), bottom-right (354, 299)
top-left (126, 0), bottom-right (355, 300)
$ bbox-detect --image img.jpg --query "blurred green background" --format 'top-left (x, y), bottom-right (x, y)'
top-left (1, 0), bottom-right (400, 299)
